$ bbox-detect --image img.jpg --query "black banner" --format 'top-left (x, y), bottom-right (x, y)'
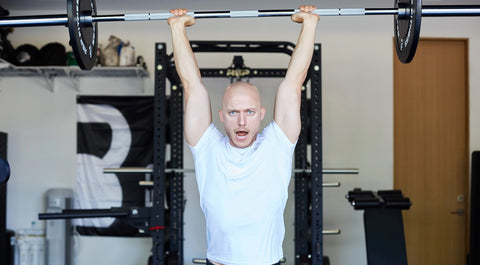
top-left (75, 96), bottom-right (153, 236)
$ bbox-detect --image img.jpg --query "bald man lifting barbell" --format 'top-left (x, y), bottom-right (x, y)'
top-left (167, 5), bottom-right (318, 265)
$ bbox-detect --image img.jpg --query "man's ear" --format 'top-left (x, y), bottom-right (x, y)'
top-left (219, 109), bottom-right (224, 122)
top-left (260, 107), bottom-right (266, 120)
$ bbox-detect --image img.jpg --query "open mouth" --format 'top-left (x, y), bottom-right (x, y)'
top-left (236, 131), bottom-right (248, 140)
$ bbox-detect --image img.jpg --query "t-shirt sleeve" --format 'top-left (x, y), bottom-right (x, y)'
top-left (266, 121), bottom-right (296, 152)
top-left (188, 123), bottom-right (223, 160)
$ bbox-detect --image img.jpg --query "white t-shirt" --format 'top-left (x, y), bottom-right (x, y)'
top-left (189, 121), bottom-right (296, 265)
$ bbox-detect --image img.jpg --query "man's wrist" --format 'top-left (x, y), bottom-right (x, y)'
top-left (170, 22), bottom-right (187, 32)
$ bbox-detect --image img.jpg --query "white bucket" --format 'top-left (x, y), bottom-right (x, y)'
top-left (15, 229), bottom-right (46, 265)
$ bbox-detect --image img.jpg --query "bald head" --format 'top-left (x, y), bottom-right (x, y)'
top-left (222, 81), bottom-right (262, 109)
top-left (219, 81), bottom-right (266, 148)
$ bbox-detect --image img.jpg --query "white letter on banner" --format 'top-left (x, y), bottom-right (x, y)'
top-left (75, 104), bottom-right (131, 228)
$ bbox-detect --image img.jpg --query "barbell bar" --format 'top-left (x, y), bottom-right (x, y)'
top-left (138, 180), bottom-right (340, 187)
top-left (4, 5), bottom-right (476, 27)
top-left (103, 167), bottom-right (359, 175)
top-left (1, 0), bottom-right (479, 70)
top-left (3, 4), bottom-right (480, 27)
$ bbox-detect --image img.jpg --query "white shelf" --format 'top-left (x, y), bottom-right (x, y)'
top-left (0, 61), bottom-right (149, 91)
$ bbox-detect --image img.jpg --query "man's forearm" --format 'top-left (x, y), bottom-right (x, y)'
top-left (285, 20), bottom-right (317, 86)
top-left (273, 8), bottom-right (319, 143)
top-left (170, 24), bottom-right (202, 90)
top-left (168, 13), bottom-right (212, 146)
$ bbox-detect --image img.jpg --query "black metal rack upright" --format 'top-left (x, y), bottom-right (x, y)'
top-left (151, 43), bottom-right (168, 265)
top-left (154, 41), bottom-right (324, 265)
top-left (309, 44), bottom-right (323, 265)
top-left (0, 132), bottom-right (11, 265)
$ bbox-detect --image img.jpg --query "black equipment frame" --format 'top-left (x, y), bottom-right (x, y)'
top-left (470, 151), bottom-right (480, 265)
top-left (346, 189), bottom-right (411, 265)
top-left (164, 40), bottom-right (324, 265)
top-left (151, 43), bottom-right (168, 265)
top-left (38, 41), bottom-right (324, 265)
top-left (0, 132), bottom-right (10, 265)
top-left (38, 44), bottom-right (171, 264)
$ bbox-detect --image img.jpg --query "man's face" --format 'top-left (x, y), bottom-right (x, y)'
top-left (219, 82), bottom-right (265, 149)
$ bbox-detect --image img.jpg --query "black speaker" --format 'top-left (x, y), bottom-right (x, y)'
top-left (470, 151), bottom-right (480, 265)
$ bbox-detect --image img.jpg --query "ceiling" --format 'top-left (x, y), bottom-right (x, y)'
top-left (2, 0), bottom-right (479, 14)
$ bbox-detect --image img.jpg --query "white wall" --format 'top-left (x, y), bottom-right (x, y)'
top-left (1, 9), bottom-right (479, 265)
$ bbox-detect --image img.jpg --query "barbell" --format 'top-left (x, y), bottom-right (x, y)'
top-left (0, 0), bottom-right (479, 70)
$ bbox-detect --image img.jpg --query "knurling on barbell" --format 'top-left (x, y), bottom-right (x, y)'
top-left (0, 0), bottom-right (479, 69)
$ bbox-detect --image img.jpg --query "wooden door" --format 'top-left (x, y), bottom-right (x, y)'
top-left (394, 38), bottom-right (469, 265)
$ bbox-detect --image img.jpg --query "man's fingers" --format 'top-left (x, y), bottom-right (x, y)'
top-left (169, 8), bottom-right (188, 17)
top-left (299, 5), bottom-right (317, 13)
top-left (291, 5), bottom-right (320, 23)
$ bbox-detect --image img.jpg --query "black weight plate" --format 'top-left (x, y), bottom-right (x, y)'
top-left (0, 158), bottom-right (10, 184)
top-left (394, 0), bottom-right (422, 63)
top-left (67, 0), bottom-right (98, 70)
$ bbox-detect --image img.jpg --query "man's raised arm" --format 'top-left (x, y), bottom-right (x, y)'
top-left (168, 9), bottom-right (212, 147)
top-left (274, 6), bottom-right (319, 143)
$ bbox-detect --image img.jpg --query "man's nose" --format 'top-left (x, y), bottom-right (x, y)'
top-left (238, 112), bottom-right (246, 126)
